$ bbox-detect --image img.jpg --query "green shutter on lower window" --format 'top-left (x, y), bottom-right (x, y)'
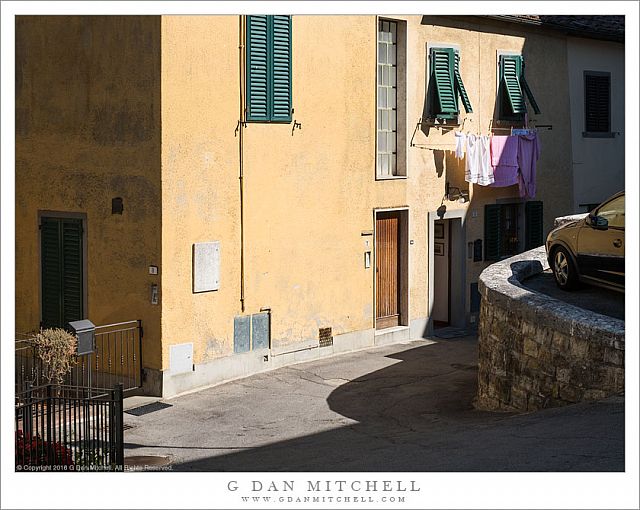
top-left (61, 219), bottom-right (83, 325)
top-left (41, 218), bottom-right (63, 328)
top-left (41, 217), bottom-right (83, 329)
top-left (246, 15), bottom-right (269, 121)
top-left (484, 204), bottom-right (503, 261)
top-left (454, 52), bottom-right (473, 113)
top-left (431, 48), bottom-right (458, 115)
top-left (525, 201), bottom-right (544, 250)
top-left (270, 15), bottom-right (292, 122)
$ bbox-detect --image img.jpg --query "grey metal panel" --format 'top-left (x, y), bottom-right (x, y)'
top-left (251, 313), bottom-right (270, 350)
top-left (193, 241), bottom-right (221, 293)
top-left (234, 315), bottom-right (251, 353)
top-left (170, 343), bottom-right (193, 374)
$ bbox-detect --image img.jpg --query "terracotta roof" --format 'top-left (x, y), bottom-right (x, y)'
top-left (484, 15), bottom-right (625, 43)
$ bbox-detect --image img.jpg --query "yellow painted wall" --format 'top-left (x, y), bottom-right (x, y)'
top-left (159, 15), bottom-right (573, 370)
top-left (160, 16), bottom-right (408, 369)
top-left (15, 16), bottom-right (163, 369)
top-left (16, 15), bottom-right (575, 380)
top-left (160, 16), bottom-right (243, 366)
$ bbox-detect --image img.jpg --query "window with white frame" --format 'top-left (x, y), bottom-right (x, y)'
top-left (377, 20), bottom-right (398, 177)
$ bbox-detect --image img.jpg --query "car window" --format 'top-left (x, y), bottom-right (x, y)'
top-left (597, 195), bottom-right (625, 229)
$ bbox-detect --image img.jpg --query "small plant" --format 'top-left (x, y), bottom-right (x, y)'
top-left (33, 328), bottom-right (78, 386)
top-left (15, 430), bottom-right (74, 467)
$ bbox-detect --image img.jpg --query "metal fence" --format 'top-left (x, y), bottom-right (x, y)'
top-left (15, 320), bottom-right (143, 396)
top-left (15, 384), bottom-right (124, 472)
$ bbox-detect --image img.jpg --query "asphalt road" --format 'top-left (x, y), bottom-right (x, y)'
top-left (123, 337), bottom-right (624, 472)
top-left (523, 270), bottom-right (624, 320)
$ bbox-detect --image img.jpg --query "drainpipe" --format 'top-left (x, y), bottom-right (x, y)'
top-left (239, 15), bottom-right (246, 313)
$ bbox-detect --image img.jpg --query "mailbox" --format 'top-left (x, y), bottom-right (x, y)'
top-left (68, 319), bottom-right (96, 355)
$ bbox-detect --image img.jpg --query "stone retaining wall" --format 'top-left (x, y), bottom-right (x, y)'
top-left (477, 246), bottom-right (624, 412)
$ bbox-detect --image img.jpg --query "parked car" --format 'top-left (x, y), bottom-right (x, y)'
top-left (546, 191), bottom-right (624, 292)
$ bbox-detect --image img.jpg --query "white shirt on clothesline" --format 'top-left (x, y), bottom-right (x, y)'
top-left (465, 134), bottom-right (494, 186)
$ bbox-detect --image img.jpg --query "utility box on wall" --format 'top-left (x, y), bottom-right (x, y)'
top-left (193, 241), bottom-right (220, 293)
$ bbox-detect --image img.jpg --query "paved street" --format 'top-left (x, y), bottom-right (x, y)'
top-left (123, 336), bottom-right (624, 471)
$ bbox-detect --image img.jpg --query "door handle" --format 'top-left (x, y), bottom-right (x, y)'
top-left (613, 239), bottom-right (622, 248)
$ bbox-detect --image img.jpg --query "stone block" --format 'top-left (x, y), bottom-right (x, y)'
top-left (523, 338), bottom-right (539, 358)
top-left (526, 393), bottom-right (544, 411)
top-left (524, 355), bottom-right (540, 374)
top-left (556, 367), bottom-right (571, 384)
top-left (534, 328), bottom-right (552, 346)
top-left (559, 384), bottom-right (582, 403)
top-left (551, 331), bottom-right (570, 353)
top-left (583, 389), bottom-right (607, 401)
top-left (604, 348), bottom-right (624, 367)
top-left (569, 338), bottom-right (589, 359)
top-left (510, 387), bottom-right (528, 410)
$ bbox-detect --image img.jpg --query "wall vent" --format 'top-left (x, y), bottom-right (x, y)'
top-left (319, 327), bottom-right (333, 348)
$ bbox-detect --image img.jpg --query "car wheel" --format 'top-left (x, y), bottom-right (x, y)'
top-left (552, 246), bottom-right (578, 290)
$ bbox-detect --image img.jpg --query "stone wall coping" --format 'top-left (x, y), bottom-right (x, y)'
top-left (478, 246), bottom-right (624, 345)
top-left (554, 213), bottom-right (588, 228)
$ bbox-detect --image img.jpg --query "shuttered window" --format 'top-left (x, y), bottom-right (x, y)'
top-left (484, 204), bottom-right (502, 261)
top-left (429, 47), bottom-right (472, 119)
top-left (499, 55), bottom-right (540, 119)
top-left (246, 15), bottom-right (292, 123)
top-left (484, 202), bottom-right (544, 261)
top-left (584, 72), bottom-right (610, 134)
top-left (525, 201), bottom-right (544, 250)
top-left (41, 217), bottom-right (84, 328)
top-left (454, 53), bottom-right (473, 114)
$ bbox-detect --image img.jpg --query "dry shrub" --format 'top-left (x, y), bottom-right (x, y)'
top-left (33, 328), bottom-right (78, 386)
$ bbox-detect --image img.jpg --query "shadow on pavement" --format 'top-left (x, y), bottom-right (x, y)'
top-left (170, 338), bottom-right (624, 472)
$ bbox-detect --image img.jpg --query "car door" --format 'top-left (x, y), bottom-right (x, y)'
top-left (576, 194), bottom-right (624, 287)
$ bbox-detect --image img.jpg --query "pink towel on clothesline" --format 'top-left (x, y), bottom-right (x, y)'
top-left (489, 135), bottom-right (519, 187)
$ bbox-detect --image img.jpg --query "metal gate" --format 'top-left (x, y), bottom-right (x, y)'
top-left (15, 320), bottom-right (143, 396)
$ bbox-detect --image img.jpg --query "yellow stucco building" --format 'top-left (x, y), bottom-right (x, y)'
top-left (15, 15), bottom-right (623, 396)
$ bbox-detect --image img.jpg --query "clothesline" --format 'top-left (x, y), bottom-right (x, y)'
top-left (457, 129), bottom-right (540, 199)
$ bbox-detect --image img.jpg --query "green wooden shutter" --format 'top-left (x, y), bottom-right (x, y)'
top-left (246, 15), bottom-right (269, 121)
top-left (525, 201), bottom-right (544, 250)
top-left (484, 204), bottom-right (503, 261)
top-left (520, 59), bottom-right (540, 115)
top-left (41, 217), bottom-right (83, 328)
top-left (500, 55), bottom-right (526, 115)
top-left (41, 218), bottom-right (63, 328)
top-left (585, 73), bottom-right (609, 132)
top-left (431, 48), bottom-right (457, 115)
top-left (454, 52), bottom-right (473, 113)
top-left (270, 15), bottom-right (292, 122)
top-left (61, 219), bottom-right (83, 325)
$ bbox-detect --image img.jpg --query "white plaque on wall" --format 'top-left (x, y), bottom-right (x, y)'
top-left (193, 241), bottom-right (220, 292)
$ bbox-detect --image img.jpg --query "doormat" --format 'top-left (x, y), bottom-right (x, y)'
top-left (434, 327), bottom-right (472, 339)
top-left (125, 402), bottom-right (173, 417)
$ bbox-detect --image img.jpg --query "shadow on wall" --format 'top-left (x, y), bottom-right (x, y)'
top-left (166, 338), bottom-right (623, 472)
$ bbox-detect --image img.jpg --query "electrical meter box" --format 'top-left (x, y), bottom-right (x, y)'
top-left (68, 319), bottom-right (96, 356)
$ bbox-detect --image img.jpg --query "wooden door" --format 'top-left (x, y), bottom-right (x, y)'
top-left (376, 212), bottom-right (401, 329)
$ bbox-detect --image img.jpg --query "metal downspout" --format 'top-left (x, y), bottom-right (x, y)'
top-left (239, 15), bottom-right (246, 313)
